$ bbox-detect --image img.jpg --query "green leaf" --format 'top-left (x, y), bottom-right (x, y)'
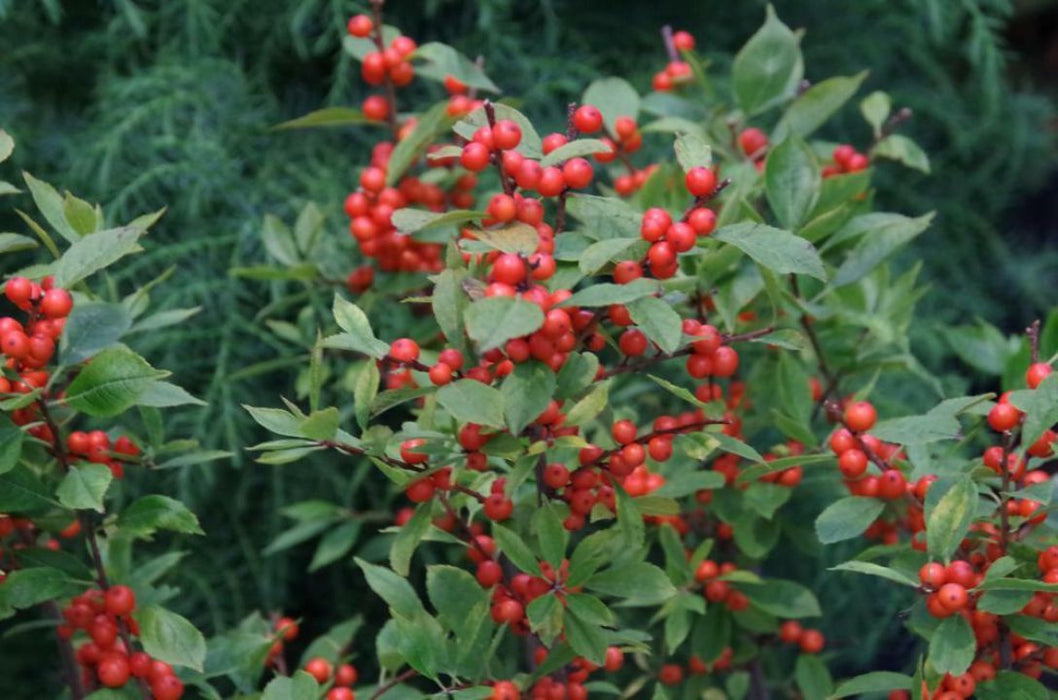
top-left (586, 562), bottom-right (676, 604)
top-left (976, 589), bottom-right (1034, 615)
top-left (713, 223), bottom-right (826, 280)
top-left (392, 208), bottom-right (486, 235)
top-left (829, 671), bottom-right (911, 699)
top-left (540, 139), bottom-right (614, 168)
top-left (0, 465), bottom-right (54, 512)
top-left (61, 302), bottom-right (133, 364)
top-left (527, 593), bottom-right (564, 645)
top-left (56, 225), bottom-right (145, 287)
top-left (627, 296), bottom-right (683, 354)
top-left (492, 523), bottom-right (539, 574)
top-left (299, 407), bottom-right (339, 441)
top-left (309, 522), bottom-right (361, 572)
top-left (354, 361), bottom-right (380, 431)
top-left (558, 278), bottom-right (662, 308)
top-left (0, 416), bottom-right (23, 476)
top-left (795, 654), bottom-right (834, 700)
top-left (831, 212), bottom-right (933, 287)
top-left (390, 504), bottom-right (432, 576)
top-left (56, 463), bottom-right (113, 512)
top-left (736, 579), bottom-right (821, 618)
top-left (386, 102), bottom-right (453, 185)
top-left (274, 107), bottom-right (371, 130)
top-left (329, 294), bottom-right (389, 359)
top-left (578, 237), bottom-right (643, 275)
top-left (436, 379), bottom-right (505, 428)
top-left (64, 347), bottom-right (169, 418)
top-left (23, 172), bottom-right (80, 243)
top-left (464, 296), bottom-right (544, 351)
top-left (138, 605), bottom-right (207, 671)
top-left (469, 223), bottom-right (540, 255)
top-left (743, 482), bottom-right (791, 520)
top-left (928, 614), bottom-right (975, 676)
top-left (564, 606), bottom-right (608, 666)
top-left (261, 671), bottom-right (320, 699)
top-left (1007, 372), bottom-right (1058, 446)
top-left (355, 558), bottom-right (424, 618)
top-left (501, 361), bottom-right (556, 435)
top-left (63, 192), bottom-right (99, 235)
top-left (774, 72), bottom-right (868, 140)
top-left (431, 268), bottom-right (469, 355)
top-left (0, 567), bottom-right (84, 618)
top-left (533, 505), bottom-right (568, 568)
top-left (765, 135), bottom-right (820, 230)
top-left (582, 77), bottom-right (640, 133)
top-left (652, 471), bottom-right (726, 498)
top-left (427, 565), bottom-right (488, 632)
top-left (828, 560), bottom-right (919, 588)
top-left (815, 497), bottom-right (886, 544)
top-left (117, 495), bottom-right (204, 537)
top-left (732, 6), bottom-right (803, 115)
top-left (261, 215), bottom-right (298, 265)
top-left (926, 476), bottom-right (977, 564)
top-left (0, 129), bottom-right (12, 162)
top-left (673, 132), bottom-right (712, 172)
top-left (872, 134), bottom-right (930, 173)
top-left (136, 381), bottom-right (205, 408)
top-left (564, 194), bottom-right (641, 239)
top-left (940, 321), bottom-right (1015, 376)
top-left (860, 91), bottom-right (892, 137)
top-left (0, 233), bottom-right (37, 253)
top-left (974, 672), bottom-right (1050, 700)
top-left (412, 42), bottom-right (499, 92)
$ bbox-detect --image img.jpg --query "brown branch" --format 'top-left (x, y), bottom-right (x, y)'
top-left (370, 668), bottom-right (419, 699)
top-left (368, 0), bottom-right (400, 140)
top-left (660, 25), bottom-right (680, 63)
top-left (1027, 319), bottom-right (1041, 364)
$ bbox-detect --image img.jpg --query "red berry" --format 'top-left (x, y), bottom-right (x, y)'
top-left (104, 585), bottom-right (136, 616)
top-left (1026, 362), bottom-right (1052, 389)
top-left (987, 402), bottom-right (1020, 432)
top-left (936, 583), bottom-right (968, 612)
top-left (347, 14), bottom-right (373, 37)
top-left (429, 363), bottom-right (453, 386)
top-left (97, 655), bottom-right (131, 688)
top-left (541, 133), bottom-right (568, 155)
top-left (362, 95), bottom-right (390, 122)
top-left (536, 167), bottom-right (566, 197)
top-left (150, 674), bottom-right (184, 700)
top-left (672, 30), bottom-right (695, 51)
top-left (492, 253), bottom-right (527, 286)
top-left (572, 105), bottom-right (603, 134)
top-left (4, 277), bottom-right (32, 308)
top-left (460, 142), bottom-right (491, 172)
top-left (799, 629), bottom-right (825, 653)
top-left (844, 401), bottom-right (877, 432)
top-left (492, 120), bottom-right (522, 150)
top-left (739, 127), bottom-right (769, 156)
top-left (684, 167), bottom-right (716, 196)
top-left (400, 439), bottom-right (429, 464)
top-left (389, 338), bottom-right (420, 363)
top-left (476, 559), bottom-right (503, 587)
top-left (305, 657), bottom-right (332, 683)
top-left (618, 329), bottom-right (648, 357)
top-left (612, 419), bottom-right (637, 445)
top-left (561, 158), bottom-right (594, 190)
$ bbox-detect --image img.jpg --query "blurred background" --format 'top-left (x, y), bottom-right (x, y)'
top-left (1, 0), bottom-right (1056, 694)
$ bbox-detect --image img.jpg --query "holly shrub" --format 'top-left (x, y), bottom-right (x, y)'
top-left (2, 3), bottom-right (1057, 700)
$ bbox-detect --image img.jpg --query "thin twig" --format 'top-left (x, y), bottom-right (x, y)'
top-left (368, 0), bottom-right (400, 140)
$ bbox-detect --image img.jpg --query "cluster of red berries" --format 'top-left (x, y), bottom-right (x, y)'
top-left (66, 430), bottom-right (140, 480)
top-left (344, 146), bottom-right (447, 274)
top-left (625, 205), bottom-right (715, 282)
top-left (60, 586), bottom-right (184, 699)
top-left (651, 30), bottom-right (696, 92)
top-left (347, 14), bottom-right (417, 121)
top-left (822, 144), bottom-right (870, 177)
top-left (302, 654), bottom-right (359, 700)
top-left (777, 619), bottom-right (826, 654)
top-left (517, 643), bottom-right (625, 699)
top-left (657, 647), bottom-right (735, 686)
top-left (827, 401), bottom-right (906, 498)
top-left (2, 276), bottom-right (72, 435)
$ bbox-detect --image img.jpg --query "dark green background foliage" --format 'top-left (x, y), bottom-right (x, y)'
top-left (0, 0), bottom-right (1055, 694)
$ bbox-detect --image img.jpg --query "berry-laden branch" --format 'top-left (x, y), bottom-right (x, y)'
top-left (368, 0), bottom-right (400, 139)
